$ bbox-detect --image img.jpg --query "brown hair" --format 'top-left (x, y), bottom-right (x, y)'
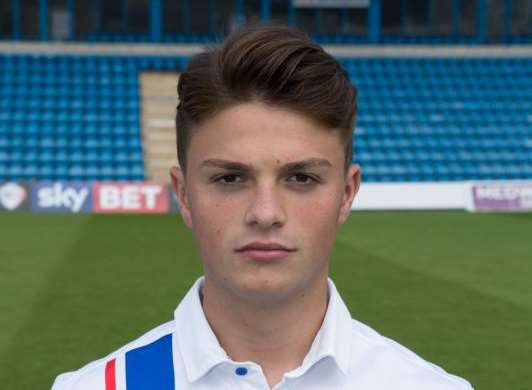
top-left (176, 22), bottom-right (357, 172)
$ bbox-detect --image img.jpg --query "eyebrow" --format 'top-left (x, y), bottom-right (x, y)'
top-left (199, 158), bottom-right (332, 173)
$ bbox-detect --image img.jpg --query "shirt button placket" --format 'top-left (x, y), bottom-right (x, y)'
top-left (233, 365), bottom-right (271, 389)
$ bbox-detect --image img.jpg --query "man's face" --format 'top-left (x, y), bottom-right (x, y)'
top-left (171, 102), bottom-right (360, 304)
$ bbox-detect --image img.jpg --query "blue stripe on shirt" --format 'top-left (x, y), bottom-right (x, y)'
top-left (125, 333), bottom-right (175, 390)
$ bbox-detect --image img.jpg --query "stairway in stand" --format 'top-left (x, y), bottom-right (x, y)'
top-left (140, 72), bottom-right (179, 182)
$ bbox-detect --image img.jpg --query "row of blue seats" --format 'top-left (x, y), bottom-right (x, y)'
top-left (356, 153), bottom-right (531, 161)
top-left (0, 127), bottom-right (142, 136)
top-left (3, 147), bottom-right (527, 160)
top-left (5, 77), bottom-right (531, 86)
top-left (1, 54), bottom-right (144, 181)
top-left (0, 54), bottom-right (188, 63)
top-left (376, 168), bottom-right (529, 179)
top-left (2, 53), bottom-right (529, 63)
top-left (3, 156), bottom-right (527, 168)
top-left (1, 162), bottom-right (144, 170)
top-left (357, 138), bottom-right (529, 148)
top-left (1, 113), bottom-right (528, 123)
top-left (2, 115), bottom-right (528, 124)
top-left (357, 114), bottom-right (531, 121)
top-left (2, 171), bottom-right (528, 183)
top-left (348, 63), bottom-right (532, 70)
top-left (80, 32), bottom-right (532, 45)
top-left (355, 129), bottom-right (532, 136)
top-left (1, 127), bottom-right (526, 137)
top-left (361, 173), bottom-right (531, 182)
top-left (356, 135), bottom-right (532, 142)
top-left (4, 92), bottom-right (529, 102)
top-left (0, 129), bottom-right (142, 136)
top-left (0, 108), bottom-right (139, 115)
top-left (358, 84), bottom-right (532, 91)
top-left (1, 109), bottom-right (139, 115)
top-left (0, 88), bottom-right (139, 96)
top-left (357, 110), bottom-right (532, 117)
top-left (0, 141), bottom-right (143, 149)
top-left (0, 101), bottom-right (138, 107)
top-left (0, 113), bottom-right (139, 122)
top-left (342, 57), bottom-right (532, 65)
top-left (3, 80), bottom-right (529, 89)
top-left (367, 147), bottom-right (532, 154)
top-left (359, 92), bottom-right (531, 99)
top-left (356, 111), bottom-right (532, 117)
top-left (0, 153), bottom-right (144, 163)
top-left (1, 151), bottom-right (142, 160)
top-left (359, 81), bottom-right (532, 87)
top-left (1, 134), bottom-right (527, 146)
top-left (347, 66), bottom-right (532, 74)
top-left (357, 81), bottom-right (532, 87)
top-left (0, 165), bottom-right (144, 180)
top-left (353, 139), bottom-right (529, 148)
top-left (1, 52), bottom-right (530, 182)
top-left (2, 55), bottom-right (529, 71)
top-left (0, 80), bottom-right (139, 87)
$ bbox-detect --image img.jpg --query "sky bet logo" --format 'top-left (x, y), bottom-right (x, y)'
top-left (93, 182), bottom-right (168, 213)
top-left (31, 182), bottom-right (92, 213)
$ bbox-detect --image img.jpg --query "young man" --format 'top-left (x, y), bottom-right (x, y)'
top-left (52, 24), bottom-right (473, 390)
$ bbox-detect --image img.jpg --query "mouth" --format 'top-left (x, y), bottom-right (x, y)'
top-left (235, 241), bottom-right (297, 261)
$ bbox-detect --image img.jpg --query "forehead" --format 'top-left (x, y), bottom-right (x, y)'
top-left (187, 102), bottom-right (345, 168)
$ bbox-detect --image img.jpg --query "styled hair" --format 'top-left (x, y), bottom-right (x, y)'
top-left (175, 22), bottom-right (357, 171)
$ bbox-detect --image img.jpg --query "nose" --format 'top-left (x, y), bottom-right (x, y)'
top-left (244, 184), bottom-right (286, 230)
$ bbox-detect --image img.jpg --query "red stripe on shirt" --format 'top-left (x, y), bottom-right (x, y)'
top-left (105, 358), bottom-right (116, 390)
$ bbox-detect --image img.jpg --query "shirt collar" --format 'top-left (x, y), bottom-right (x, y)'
top-left (290, 278), bottom-right (352, 377)
top-left (173, 277), bottom-right (353, 383)
top-left (174, 277), bottom-right (229, 382)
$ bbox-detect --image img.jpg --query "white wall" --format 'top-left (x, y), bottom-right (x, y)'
top-left (351, 182), bottom-right (468, 210)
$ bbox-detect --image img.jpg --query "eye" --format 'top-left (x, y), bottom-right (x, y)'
top-left (286, 174), bottom-right (317, 185)
top-left (214, 174), bottom-right (244, 184)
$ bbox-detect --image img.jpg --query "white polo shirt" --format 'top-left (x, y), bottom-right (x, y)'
top-left (52, 277), bottom-right (473, 389)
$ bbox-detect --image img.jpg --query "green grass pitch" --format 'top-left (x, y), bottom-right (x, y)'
top-left (0, 211), bottom-right (531, 389)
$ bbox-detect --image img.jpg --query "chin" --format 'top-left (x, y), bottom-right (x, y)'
top-left (232, 273), bottom-right (302, 304)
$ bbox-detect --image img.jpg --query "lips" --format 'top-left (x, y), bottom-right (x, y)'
top-left (235, 241), bottom-right (296, 261)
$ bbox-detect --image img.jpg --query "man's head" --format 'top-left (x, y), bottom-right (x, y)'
top-left (175, 22), bottom-right (357, 173)
top-left (171, 23), bottom-right (360, 304)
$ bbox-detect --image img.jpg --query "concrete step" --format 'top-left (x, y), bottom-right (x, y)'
top-left (140, 72), bottom-right (180, 182)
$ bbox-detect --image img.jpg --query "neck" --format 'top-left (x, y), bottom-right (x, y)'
top-left (202, 275), bottom-right (329, 388)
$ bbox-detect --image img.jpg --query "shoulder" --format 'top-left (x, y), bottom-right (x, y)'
top-left (51, 320), bottom-right (175, 390)
top-left (348, 318), bottom-right (474, 390)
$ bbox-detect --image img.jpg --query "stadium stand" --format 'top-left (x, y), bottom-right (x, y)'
top-left (0, 54), bottom-right (187, 182)
top-left (0, 51), bottom-right (530, 183)
top-left (0, 0), bottom-right (530, 184)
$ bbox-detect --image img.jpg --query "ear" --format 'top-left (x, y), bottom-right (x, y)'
top-left (337, 164), bottom-right (361, 224)
top-left (170, 166), bottom-right (193, 228)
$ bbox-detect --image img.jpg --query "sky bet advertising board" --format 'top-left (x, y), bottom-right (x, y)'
top-left (30, 182), bottom-right (92, 213)
top-left (0, 181), bottom-right (175, 214)
top-left (92, 182), bottom-right (169, 213)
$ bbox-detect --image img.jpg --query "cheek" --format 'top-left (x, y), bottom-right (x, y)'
top-left (188, 191), bottom-right (241, 247)
top-left (291, 191), bottom-right (342, 242)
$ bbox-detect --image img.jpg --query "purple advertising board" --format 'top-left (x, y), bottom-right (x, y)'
top-left (470, 181), bottom-right (532, 211)
top-left (31, 182), bottom-right (93, 213)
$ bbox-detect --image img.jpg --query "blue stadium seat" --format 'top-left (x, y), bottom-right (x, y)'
top-left (1, 53), bottom-right (530, 182)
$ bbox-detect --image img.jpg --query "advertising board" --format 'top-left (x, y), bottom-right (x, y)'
top-left (31, 182), bottom-right (92, 213)
top-left (468, 181), bottom-right (532, 211)
top-left (93, 182), bottom-right (169, 213)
